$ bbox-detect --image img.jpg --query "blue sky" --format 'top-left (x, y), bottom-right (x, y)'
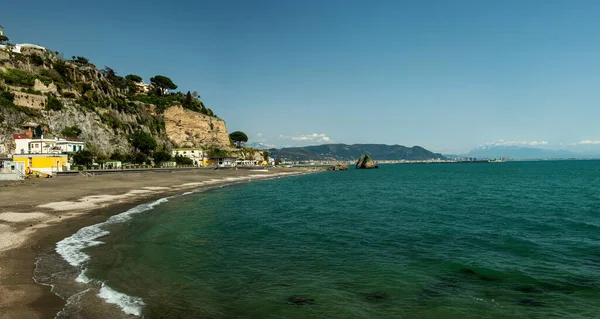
top-left (3, 0), bottom-right (600, 153)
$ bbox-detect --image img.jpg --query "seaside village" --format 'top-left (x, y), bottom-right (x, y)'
top-left (0, 25), bottom-right (275, 181)
top-left (0, 121), bottom-right (273, 181)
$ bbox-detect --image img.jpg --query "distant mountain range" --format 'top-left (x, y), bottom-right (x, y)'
top-left (466, 145), bottom-right (600, 159)
top-left (268, 144), bottom-right (445, 161)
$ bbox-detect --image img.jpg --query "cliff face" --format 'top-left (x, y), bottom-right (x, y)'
top-left (0, 47), bottom-right (227, 156)
top-left (164, 106), bottom-right (230, 149)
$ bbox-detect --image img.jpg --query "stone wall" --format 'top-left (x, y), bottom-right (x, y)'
top-left (33, 79), bottom-right (58, 94)
top-left (164, 106), bottom-right (231, 149)
top-left (12, 91), bottom-right (46, 109)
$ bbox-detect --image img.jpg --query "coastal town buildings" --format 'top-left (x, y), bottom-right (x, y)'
top-left (172, 148), bottom-right (205, 166)
top-left (12, 153), bottom-right (68, 175)
top-left (12, 123), bottom-right (85, 155)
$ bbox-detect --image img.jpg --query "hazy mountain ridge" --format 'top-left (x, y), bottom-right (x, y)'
top-left (467, 145), bottom-right (599, 159)
top-left (269, 144), bottom-right (445, 161)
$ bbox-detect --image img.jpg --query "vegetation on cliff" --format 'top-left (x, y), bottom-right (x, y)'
top-left (0, 46), bottom-right (226, 160)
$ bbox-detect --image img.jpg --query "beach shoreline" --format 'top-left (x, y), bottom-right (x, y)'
top-left (0, 167), bottom-right (312, 319)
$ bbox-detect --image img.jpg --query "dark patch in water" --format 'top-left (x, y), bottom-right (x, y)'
top-left (288, 296), bottom-right (315, 305)
top-left (457, 268), bottom-right (500, 282)
top-left (458, 268), bottom-right (477, 276)
top-left (517, 298), bottom-right (544, 307)
top-left (365, 291), bottom-right (389, 301)
top-left (335, 282), bottom-right (359, 289)
top-left (478, 275), bottom-right (501, 282)
top-left (515, 285), bottom-right (544, 294)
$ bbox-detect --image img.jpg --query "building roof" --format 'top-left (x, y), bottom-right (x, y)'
top-left (13, 134), bottom-right (29, 139)
top-left (13, 153), bottom-right (68, 158)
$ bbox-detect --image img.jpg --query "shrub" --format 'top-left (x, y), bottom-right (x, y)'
top-left (133, 152), bottom-right (148, 164)
top-left (62, 91), bottom-right (77, 99)
top-left (29, 54), bottom-right (44, 66)
top-left (72, 56), bottom-right (89, 64)
top-left (153, 150), bottom-right (172, 163)
top-left (21, 88), bottom-right (43, 95)
top-left (61, 125), bottom-right (82, 138)
top-left (0, 69), bottom-right (37, 86)
top-left (53, 61), bottom-right (70, 81)
top-left (40, 69), bottom-right (65, 83)
top-left (174, 155), bottom-right (193, 166)
top-left (46, 94), bottom-right (63, 111)
top-left (110, 151), bottom-right (126, 162)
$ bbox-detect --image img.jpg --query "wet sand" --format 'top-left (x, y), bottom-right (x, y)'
top-left (0, 167), bottom-right (310, 318)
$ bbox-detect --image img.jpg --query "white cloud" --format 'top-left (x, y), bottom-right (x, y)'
top-left (280, 133), bottom-right (332, 143)
top-left (576, 140), bottom-right (600, 145)
top-left (479, 140), bottom-right (549, 148)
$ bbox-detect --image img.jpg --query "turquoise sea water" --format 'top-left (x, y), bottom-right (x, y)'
top-left (80, 162), bottom-right (600, 318)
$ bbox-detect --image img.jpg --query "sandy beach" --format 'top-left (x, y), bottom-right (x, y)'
top-left (0, 167), bottom-right (310, 319)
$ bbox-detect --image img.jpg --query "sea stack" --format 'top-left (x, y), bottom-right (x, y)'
top-left (356, 154), bottom-right (378, 169)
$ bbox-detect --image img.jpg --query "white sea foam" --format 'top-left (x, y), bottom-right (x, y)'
top-left (98, 283), bottom-right (145, 316)
top-left (55, 197), bottom-right (170, 317)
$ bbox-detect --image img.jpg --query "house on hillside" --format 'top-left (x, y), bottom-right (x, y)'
top-left (0, 25), bottom-right (4, 36)
top-left (135, 82), bottom-right (152, 95)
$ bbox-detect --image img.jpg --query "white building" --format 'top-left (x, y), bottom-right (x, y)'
top-left (14, 134), bottom-right (84, 155)
top-left (135, 82), bottom-right (152, 94)
top-left (172, 148), bottom-right (205, 166)
top-left (55, 138), bottom-right (85, 153)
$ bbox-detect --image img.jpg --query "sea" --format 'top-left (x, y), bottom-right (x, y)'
top-left (34, 161), bottom-right (600, 318)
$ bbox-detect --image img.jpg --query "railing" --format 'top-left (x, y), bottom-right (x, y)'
top-left (14, 168), bottom-right (26, 179)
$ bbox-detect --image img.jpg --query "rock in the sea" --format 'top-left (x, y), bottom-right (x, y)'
top-left (356, 154), bottom-right (378, 169)
top-left (327, 163), bottom-right (349, 171)
top-left (289, 296), bottom-right (315, 305)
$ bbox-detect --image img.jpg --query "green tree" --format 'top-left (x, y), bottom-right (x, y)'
top-left (130, 131), bottom-right (157, 154)
top-left (0, 35), bottom-right (9, 45)
top-left (125, 74), bottom-right (143, 83)
top-left (133, 152), bottom-right (148, 164)
top-left (153, 150), bottom-right (172, 163)
top-left (184, 91), bottom-right (193, 107)
top-left (229, 131), bottom-right (248, 147)
top-left (72, 56), bottom-right (89, 64)
top-left (150, 75), bottom-right (177, 95)
top-left (110, 151), bottom-right (126, 162)
top-left (72, 149), bottom-right (94, 166)
top-left (263, 151), bottom-right (270, 161)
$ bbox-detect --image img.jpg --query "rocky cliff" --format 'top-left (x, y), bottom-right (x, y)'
top-left (164, 106), bottom-right (230, 148)
top-left (0, 46), bottom-right (230, 156)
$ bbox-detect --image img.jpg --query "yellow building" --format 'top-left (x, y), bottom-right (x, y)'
top-left (12, 154), bottom-right (68, 175)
